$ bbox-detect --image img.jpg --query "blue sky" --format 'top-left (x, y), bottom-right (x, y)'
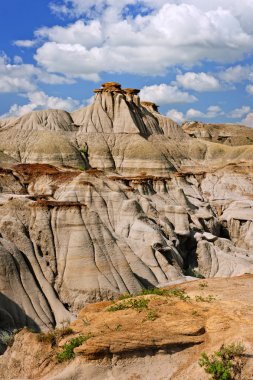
top-left (1, 0), bottom-right (253, 126)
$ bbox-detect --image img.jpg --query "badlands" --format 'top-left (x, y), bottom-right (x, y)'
top-left (0, 82), bottom-right (253, 379)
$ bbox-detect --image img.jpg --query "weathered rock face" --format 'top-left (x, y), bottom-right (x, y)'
top-left (1, 275), bottom-right (253, 380)
top-left (0, 82), bottom-right (253, 333)
top-left (182, 120), bottom-right (253, 146)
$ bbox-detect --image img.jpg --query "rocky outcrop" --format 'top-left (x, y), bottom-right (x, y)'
top-left (0, 83), bottom-right (253, 334)
top-left (182, 120), bottom-right (253, 146)
top-left (1, 275), bottom-right (253, 380)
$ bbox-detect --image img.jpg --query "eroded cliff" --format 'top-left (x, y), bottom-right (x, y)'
top-left (0, 82), bottom-right (253, 335)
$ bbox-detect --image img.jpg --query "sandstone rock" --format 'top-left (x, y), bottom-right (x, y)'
top-left (1, 276), bottom-right (253, 380)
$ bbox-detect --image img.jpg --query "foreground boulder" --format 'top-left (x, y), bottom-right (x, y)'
top-left (0, 275), bottom-right (253, 380)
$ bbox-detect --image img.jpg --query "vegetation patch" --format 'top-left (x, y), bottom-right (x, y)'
top-left (118, 293), bottom-right (132, 300)
top-left (56, 334), bottom-right (93, 363)
top-left (185, 267), bottom-right (205, 279)
top-left (195, 295), bottom-right (216, 303)
top-left (37, 326), bottom-right (74, 347)
top-left (107, 297), bottom-right (149, 312)
top-left (199, 342), bottom-right (245, 380)
top-left (0, 330), bottom-right (18, 347)
top-left (145, 309), bottom-right (159, 321)
top-left (109, 288), bottom-right (191, 312)
top-left (119, 287), bottom-right (190, 301)
top-left (199, 282), bottom-right (208, 289)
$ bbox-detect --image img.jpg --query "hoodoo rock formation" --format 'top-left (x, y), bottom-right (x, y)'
top-left (0, 82), bottom-right (253, 337)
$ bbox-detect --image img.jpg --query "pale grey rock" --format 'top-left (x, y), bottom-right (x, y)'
top-left (0, 82), bottom-right (253, 330)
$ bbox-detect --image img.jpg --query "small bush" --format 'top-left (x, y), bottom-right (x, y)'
top-left (118, 293), bottom-right (132, 300)
top-left (37, 326), bottom-right (74, 346)
top-left (199, 342), bottom-right (245, 380)
top-left (146, 310), bottom-right (159, 321)
top-left (195, 295), bottom-right (216, 303)
top-left (107, 302), bottom-right (130, 312)
top-left (167, 288), bottom-right (190, 301)
top-left (108, 288), bottom-right (190, 313)
top-left (79, 146), bottom-right (88, 155)
top-left (0, 330), bottom-right (15, 347)
top-left (107, 298), bottom-right (149, 312)
top-left (131, 298), bottom-right (149, 310)
top-left (117, 287), bottom-right (190, 301)
top-left (199, 282), bottom-right (208, 289)
top-left (141, 287), bottom-right (190, 301)
top-left (56, 334), bottom-right (93, 363)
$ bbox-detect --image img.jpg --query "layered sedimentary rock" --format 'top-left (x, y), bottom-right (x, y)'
top-left (182, 120), bottom-right (253, 146)
top-left (1, 275), bottom-right (253, 380)
top-left (0, 82), bottom-right (253, 333)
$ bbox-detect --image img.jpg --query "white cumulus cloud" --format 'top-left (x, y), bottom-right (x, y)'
top-left (139, 84), bottom-right (197, 105)
top-left (242, 112), bottom-right (253, 128)
top-left (14, 40), bottom-right (37, 48)
top-left (36, 20), bottom-right (103, 48)
top-left (246, 84), bottom-right (253, 94)
top-left (176, 72), bottom-right (220, 92)
top-left (219, 64), bottom-right (253, 83)
top-left (167, 105), bottom-right (224, 123)
top-left (186, 105), bottom-right (224, 119)
top-left (32, 2), bottom-right (253, 80)
top-left (166, 109), bottom-right (185, 124)
top-left (0, 55), bottom-right (74, 94)
top-left (1, 91), bottom-right (80, 118)
top-left (228, 106), bottom-right (250, 119)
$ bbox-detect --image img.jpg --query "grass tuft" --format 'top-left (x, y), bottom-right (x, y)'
top-left (195, 295), bottom-right (216, 303)
top-left (37, 327), bottom-right (74, 346)
top-left (107, 297), bottom-right (149, 312)
top-left (56, 334), bottom-right (93, 363)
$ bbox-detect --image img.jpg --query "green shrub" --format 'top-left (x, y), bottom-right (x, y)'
top-left (199, 342), bottom-right (245, 380)
top-left (195, 295), bottom-right (216, 303)
top-left (107, 297), bottom-right (149, 312)
top-left (131, 298), bottom-right (149, 310)
top-left (117, 287), bottom-right (190, 301)
top-left (199, 282), bottom-right (208, 289)
top-left (0, 330), bottom-right (15, 347)
top-left (107, 302), bottom-right (130, 312)
top-left (118, 293), bottom-right (132, 300)
top-left (146, 309), bottom-right (159, 321)
top-left (167, 288), bottom-right (190, 301)
top-left (56, 334), bottom-right (93, 363)
top-left (37, 326), bottom-right (74, 346)
top-left (185, 267), bottom-right (205, 279)
top-left (79, 146), bottom-right (88, 155)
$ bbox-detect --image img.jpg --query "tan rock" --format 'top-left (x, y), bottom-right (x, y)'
top-left (1, 276), bottom-right (253, 380)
